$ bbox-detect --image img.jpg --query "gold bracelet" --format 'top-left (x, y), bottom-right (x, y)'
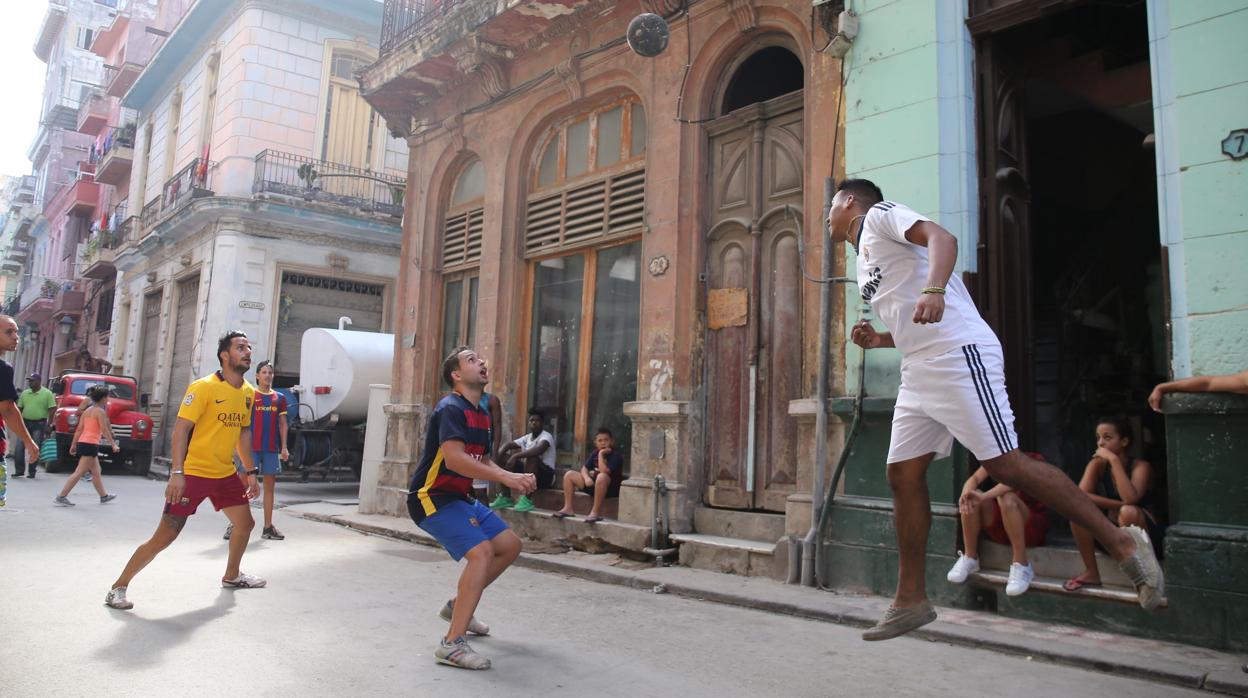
top-left (921, 287), bottom-right (946, 295)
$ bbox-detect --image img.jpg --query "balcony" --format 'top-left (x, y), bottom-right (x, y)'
top-left (133, 159), bottom-right (215, 238)
top-left (82, 202), bottom-right (126, 279)
top-left (104, 61), bottom-right (145, 99)
top-left (51, 284), bottom-right (86, 323)
top-left (77, 88), bottom-right (110, 137)
top-left (16, 278), bottom-right (59, 325)
top-left (45, 166), bottom-right (100, 220)
top-left (93, 125), bottom-right (137, 186)
top-left (34, 1), bottom-right (68, 63)
top-left (380, 0), bottom-right (469, 53)
top-left (253, 150), bottom-right (406, 218)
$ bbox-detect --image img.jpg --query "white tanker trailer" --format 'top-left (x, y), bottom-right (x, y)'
top-left (288, 326), bottom-right (393, 480)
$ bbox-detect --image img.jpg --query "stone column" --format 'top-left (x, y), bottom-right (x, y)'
top-left (375, 401), bottom-right (428, 518)
top-left (620, 401), bottom-right (696, 533)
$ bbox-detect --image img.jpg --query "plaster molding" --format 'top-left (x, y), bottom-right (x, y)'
top-left (442, 113), bottom-right (466, 152)
top-left (450, 37), bottom-right (510, 100)
top-left (727, 0), bottom-right (758, 33)
top-left (640, 0), bottom-right (683, 15)
top-left (555, 55), bottom-right (583, 102)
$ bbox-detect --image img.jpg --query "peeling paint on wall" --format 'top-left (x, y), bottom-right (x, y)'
top-left (648, 359), bottom-right (673, 401)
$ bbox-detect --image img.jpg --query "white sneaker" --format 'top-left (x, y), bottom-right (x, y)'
top-left (104, 586), bottom-right (134, 610)
top-left (946, 552), bottom-right (980, 584)
top-left (1005, 562), bottom-right (1034, 597)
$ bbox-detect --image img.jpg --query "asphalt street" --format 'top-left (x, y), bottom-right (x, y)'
top-left (1, 472), bottom-right (1207, 697)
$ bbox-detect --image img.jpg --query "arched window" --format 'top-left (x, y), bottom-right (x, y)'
top-left (721, 46), bottom-right (804, 115)
top-left (440, 158), bottom-right (485, 362)
top-left (520, 97), bottom-right (646, 468)
top-left (525, 97), bottom-right (646, 255)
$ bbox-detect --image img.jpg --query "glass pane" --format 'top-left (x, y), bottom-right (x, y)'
top-left (452, 160), bottom-right (484, 206)
top-left (528, 255), bottom-right (585, 455)
top-left (587, 242), bottom-right (641, 473)
top-left (537, 136), bottom-right (559, 189)
top-left (466, 276), bottom-right (479, 348)
top-left (441, 279), bottom-right (463, 363)
top-left (566, 119), bottom-right (589, 179)
top-left (595, 107), bottom-right (622, 170)
top-left (630, 103), bottom-right (646, 156)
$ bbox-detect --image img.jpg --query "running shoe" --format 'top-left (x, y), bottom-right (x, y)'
top-left (861, 601), bottom-right (937, 641)
top-left (222, 573), bottom-right (267, 588)
top-left (1005, 562), bottom-right (1034, 597)
top-left (487, 494), bottom-right (514, 510)
top-left (104, 587), bottom-right (133, 610)
top-left (100, 494), bottom-right (117, 504)
top-left (262, 526), bottom-right (285, 540)
top-left (512, 495), bottom-right (535, 512)
top-left (223, 523), bottom-right (234, 540)
top-left (83, 472), bottom-right (92, 482)
top-left (54, 495), bottom-right (75, 506)
top-left (440, 600), bottom-right (490, 636)
top-left (435, 636), bottom-right (490, 670)
top-left (946, 552), bottom-right (979, 584)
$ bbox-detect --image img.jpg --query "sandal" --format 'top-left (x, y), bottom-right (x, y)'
top-left (1062, 574), bottom-right (1102, 592)
top-left (584, 515), bottom-right (604, 524)
top-left (551, 511), bottom-right (573, 519)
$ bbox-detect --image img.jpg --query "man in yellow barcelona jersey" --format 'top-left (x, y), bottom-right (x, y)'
top-left (105, 331), bottom-right (265, 610)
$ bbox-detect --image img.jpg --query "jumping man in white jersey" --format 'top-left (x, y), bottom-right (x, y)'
top-left (826, 179), bottom-right (1164, 641)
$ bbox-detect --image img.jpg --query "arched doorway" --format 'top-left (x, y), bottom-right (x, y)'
top-left (703, 42), bottom-right (805, 512)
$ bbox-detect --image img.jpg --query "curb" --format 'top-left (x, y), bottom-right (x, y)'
top-left (290, 509), bottom-right (1246, 696)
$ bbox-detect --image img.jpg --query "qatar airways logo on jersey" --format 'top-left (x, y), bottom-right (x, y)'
top-left (861, 266), bottom-right (883, 301)
top-left (217, 412), bottom-right (248, 428)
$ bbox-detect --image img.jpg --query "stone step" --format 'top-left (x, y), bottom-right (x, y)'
top-left (976, 540), bottom-right (1132, 587)
top-left (692, 507), bottom-right (786, 543)
top-left (670, 532), bottom-right (783, 580)
top-left (528, 488), bottom-right (619, 519)
top-left (968, 569), bottom-right (1165, 607)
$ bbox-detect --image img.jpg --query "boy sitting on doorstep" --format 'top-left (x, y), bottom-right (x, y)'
top-left (490, 409), bottom-right (556, 513)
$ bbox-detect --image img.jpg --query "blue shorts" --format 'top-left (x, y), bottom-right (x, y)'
top-left (237, 451), bottom-right (282, 476)
top-left (415, 499), bottom-right (509, 561)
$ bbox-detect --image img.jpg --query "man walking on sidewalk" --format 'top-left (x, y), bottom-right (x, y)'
top-left (105, 331), bottom-right (266, 610)
top-left (408, 346), bottom-right (536, 670)
top-left (0, 316), bottom-right (40, 485)
top-left (826, 179), bottom-right (1164, 641)
top-left (15, 372), bottom-right (55, 478)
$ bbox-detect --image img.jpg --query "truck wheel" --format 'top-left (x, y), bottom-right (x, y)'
top-left (129, 451), bottom-right (152, 477)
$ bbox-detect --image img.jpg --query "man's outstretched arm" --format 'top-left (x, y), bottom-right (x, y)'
top-left (1149, 370), bottom-right (1248, 412)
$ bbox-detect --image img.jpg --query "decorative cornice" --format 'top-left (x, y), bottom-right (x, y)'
top-left (727, 0), bottom-right (757, 33)
top-left (442, 113), bottom-right (466, 152)
top-left (639, 0), bottom-right (683, 15)
top-left (450, 37), bottom-right (510, 100)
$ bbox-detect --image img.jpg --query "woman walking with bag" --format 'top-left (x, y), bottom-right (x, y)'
top-left (54, 385), bottom-right (118, 506)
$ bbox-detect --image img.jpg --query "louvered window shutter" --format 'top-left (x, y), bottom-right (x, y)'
top-left (443, 206), bottom-right (484, 268)
top-left (524, 167), bottom-right (645, 256)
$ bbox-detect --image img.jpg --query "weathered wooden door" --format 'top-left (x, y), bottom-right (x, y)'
top-left (160, 275), bottom-right (199, 456)
top-left (974, 37), bottom-right (1035, 448)
top-left (704, 92), bottom-right (804, 511)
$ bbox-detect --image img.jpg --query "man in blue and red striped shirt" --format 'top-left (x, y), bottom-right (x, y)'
top-left (226, 360), bottom-right (289, 542)
top-left (408, 346), bottom-right (536, 670)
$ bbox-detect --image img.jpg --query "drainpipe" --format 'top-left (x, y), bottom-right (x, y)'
top-left (643, 475), bottom-right (677, 566)
top-left (801, 178), bottom-right (836, 586)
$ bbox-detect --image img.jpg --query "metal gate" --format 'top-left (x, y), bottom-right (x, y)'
top-left (273, 271), bottom-right (384, 378)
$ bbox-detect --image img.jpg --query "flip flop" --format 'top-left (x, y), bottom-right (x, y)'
top-left (584, 515), bottom-right (604, 524)
top-left (551, 511), bottom-right (573, 519)
top-left (1062, 575), bottom-right (1102, 592)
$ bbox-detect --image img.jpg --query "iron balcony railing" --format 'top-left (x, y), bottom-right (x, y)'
top-left (380, 0), bottom-right (466, 53)
top-left (89, 124), bottom-right (137, 165)
top-left (253, 150), bottom-right (406, 218)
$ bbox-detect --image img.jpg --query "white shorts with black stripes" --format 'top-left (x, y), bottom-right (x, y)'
top-left (886, 343), bottom-right (1019, 464)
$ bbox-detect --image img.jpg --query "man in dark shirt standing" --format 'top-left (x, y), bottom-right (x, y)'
top-left (0, 316), bottom-right (41, 473)
top-left (553, 427), bottom-right (624, 523)
top-left (408, 346), bottom-right (536, 671)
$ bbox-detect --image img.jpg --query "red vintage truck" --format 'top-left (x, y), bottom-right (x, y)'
top-left (49, 371), bottom-right (154, 476)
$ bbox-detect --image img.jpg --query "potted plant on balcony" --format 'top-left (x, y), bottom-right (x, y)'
top-left (118, 123), bottom-right (137, 148)
top-left (298, 163), bottom-right (319, 201)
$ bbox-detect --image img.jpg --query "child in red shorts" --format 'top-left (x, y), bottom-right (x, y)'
top-left (946, 452), bottom-right (1051, 597)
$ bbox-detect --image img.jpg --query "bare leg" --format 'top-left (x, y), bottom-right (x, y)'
top-left (1070, 521), bottom-right (1102, 582)
top-left (982, 451), bottom-right (1134, 561)
top-left (962, 497), bottom-right (992, 560)
top-left (589, 472), bottom-right (611, 517)
top-left (220, 505), bottom-right (255, 580)
top-left (58, 456), bottom-right (93, 498)
top-left (997, 492), bottom-right (1029, 565)
top-left (112, 514), bottom-right (185, 588)
top-left (446, 540), bottom-right (494, 642)
top-left (451, 529), bottom-right (522, 610)
top-left (556, 471), bottom-right (586, 516)
top-left (887, 453), bottom-right (936, 608)
top-left (262, 475), bottom-right (276, 528)
top-left (88, 459), bottom-right (108, 496)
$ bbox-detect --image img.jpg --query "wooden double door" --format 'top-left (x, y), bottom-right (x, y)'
top-left (703, 92), bottom-right (804, 512)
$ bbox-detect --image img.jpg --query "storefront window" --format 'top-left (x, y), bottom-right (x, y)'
top-left (527, 256), bottom-right (585, 454)
top-left (587, 242), bottom-right (640, 461)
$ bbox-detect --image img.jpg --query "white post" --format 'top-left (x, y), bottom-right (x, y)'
top-left (358, 383), bottom-right (390, 514)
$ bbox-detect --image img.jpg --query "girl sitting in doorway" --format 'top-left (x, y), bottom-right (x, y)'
top-left (54, 385), bottom-right (118, 506)
top-left (1063, 416), bottom-right (1156, 591)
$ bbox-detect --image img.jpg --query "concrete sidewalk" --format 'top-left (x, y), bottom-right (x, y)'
top-left (284, 502), bottom-right (1248, 697)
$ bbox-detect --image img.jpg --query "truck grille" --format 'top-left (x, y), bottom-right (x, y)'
top-left (112, 425), bottom-right (133, 439)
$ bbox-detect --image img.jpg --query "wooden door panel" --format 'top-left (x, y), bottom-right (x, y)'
top-left (758, 228), bottom-right (801, 511)
top-left (705, 231), bottom-right (752, 508)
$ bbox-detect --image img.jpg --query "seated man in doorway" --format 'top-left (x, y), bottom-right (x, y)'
top-left (74, 348), bottom-right (113, 374)
top-left (553, 427), bottom-right (623, 524)
top-left (490, 408), bottom-right (556, 513)
top-left (946, 452), bottom-right (1051, 597)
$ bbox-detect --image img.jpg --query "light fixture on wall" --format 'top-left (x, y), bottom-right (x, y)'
top-left (58, 315), bottom-right (75, 336)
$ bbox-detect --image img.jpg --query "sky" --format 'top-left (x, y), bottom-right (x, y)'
top-left (0, 3), bottom-right (53, 177)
